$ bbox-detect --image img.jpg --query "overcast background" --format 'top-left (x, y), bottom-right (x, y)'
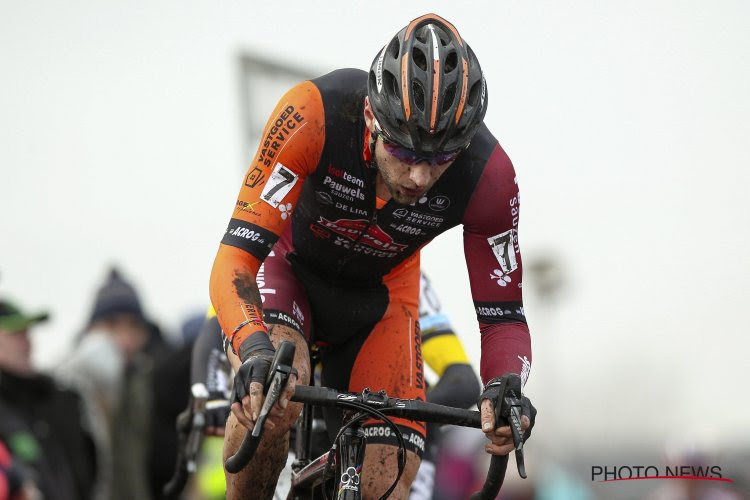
top-left (2, 0), bottom-right (748, 495)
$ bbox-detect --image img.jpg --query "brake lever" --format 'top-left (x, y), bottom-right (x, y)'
top-left (491, 374), bottom-right (527, 480)
top-left (251, 371), bottom-right (284, 438)
top-left (505, 396), bottom-right (527, 478)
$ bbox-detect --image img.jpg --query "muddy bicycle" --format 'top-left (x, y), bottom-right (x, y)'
top-left (225, 341), bottom-right (527, 499)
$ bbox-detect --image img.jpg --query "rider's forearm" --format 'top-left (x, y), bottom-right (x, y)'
top-left (425, 363), bottom-right (481, 409)
top-left (479, 322), bottom-right (531, 386)
top-left (209, 244), bottom-right (267, 356)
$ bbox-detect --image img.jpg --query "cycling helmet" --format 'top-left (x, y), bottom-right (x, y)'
top-left (367, 13), bottom-right (487, 156)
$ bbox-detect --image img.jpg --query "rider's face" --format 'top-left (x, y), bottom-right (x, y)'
top-left (364, 98), bottom-right (456, 205)
top-left (372, 137), bottom-right (453, 205)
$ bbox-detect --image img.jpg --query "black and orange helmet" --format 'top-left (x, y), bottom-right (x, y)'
top-left (368, 13), bottom-right (488, 156)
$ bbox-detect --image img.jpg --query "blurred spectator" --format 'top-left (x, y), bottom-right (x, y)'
top-left (0, 440), bottom-right (40, 500)
top-left (58, 267), bottom-right (171, 500)
top-left (56, 319), bottom-right (125, 499)
top-left (89, 267), bottom-right (167, 500)
top-left (0, 299), bottom-right (97, 500)
top-left (148, 311), bottom-right (203, 498)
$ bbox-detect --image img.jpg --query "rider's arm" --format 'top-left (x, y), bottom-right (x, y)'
top-left (209, 81), bottom-right (325, 361)
top-left (461, 143), bottom-right (531, 386)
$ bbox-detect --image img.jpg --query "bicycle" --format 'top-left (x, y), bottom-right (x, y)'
top-left (225, 341), bottom-right (528, 499)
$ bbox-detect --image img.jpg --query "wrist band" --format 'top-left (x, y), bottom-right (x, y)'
top-left (238, 330), bottom-right (275, 362)
top-left (229, 303), bottom-right (267, 354)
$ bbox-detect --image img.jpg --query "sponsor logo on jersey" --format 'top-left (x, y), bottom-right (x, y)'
top-left (266, 310), bottom-right (301, 332)
top-left (292, 301), bottom-right (305, 325)
top-left (327, 165), bottom-right (364, 187)
top-left (310, 224), bottom-right (332, 239)
top-left (317, 217), bottom-right (407, 254)
top-left (336, 202), bottom-right (368, 216)
top-left (257, 105), bottom-right (305, 168)
top-left (278, 202), bottom-right (293, 220)
top-left (428, 195), bottom-right (450, 211)
top-left (235, 199), bottom-right (261, 216)
top-left (509, 193), bottom-right (520, 238)
top-left (261, 163), bottom-right (298, 208)
top-left (413, 320), bottom-right (424, 390)
top-left (518, 355), bottom-right (531, 387)
top-left (322, 175), bottom-right (366, 201)
top-left (487, 229), bottom-right (518, 274)
top-left (363, 426), bottom-right (426, 453)
top-left (490, 269), bottom-right (512, 287)
top-left (390, 223), bottom-right (423, 235)
top-left (475, 305), bottom-right (512, 317)
top-left (396, 210), bottom-right (444, 228)
top-left (244, 167), bottom-right (265, 188)
top-left (475, 304), bottom-right (525, 319)
top-left (331, 235), bottom-right (399, 258)
top-left (256, 254), bottom-right (276, 303)
top-left (227, 226), bottom-right (264, 242)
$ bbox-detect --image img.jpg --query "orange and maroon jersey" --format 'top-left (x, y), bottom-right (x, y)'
top-left (212, 68), bottom-right (530, 384)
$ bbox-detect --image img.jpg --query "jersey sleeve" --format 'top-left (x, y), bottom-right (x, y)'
top-left (210, 81), bottom-right (325, 351)
top-left (418, 272), bottom-right (471, 377)
top-left (462, 143), bottom-right (532, 385)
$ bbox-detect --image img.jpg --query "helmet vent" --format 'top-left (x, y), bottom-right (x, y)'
top-left (468, 79), bottom-right (482, 108)
top-left (412, 46), bottom-right (428, 72)
top-left (442, 83), bottom-right (457, 113)
top-left (444, 51), bottom-right (458, 73)
top-left (415, 27), bottom-right (430, 44)
top-left (383, 71), bottom-right (400, 103)
top-left (435, 26), bottom-right (450, 46)
top-left (412, 80), bottom-right (426, 112)
top-left (387, 38), bottom-right (400, 60)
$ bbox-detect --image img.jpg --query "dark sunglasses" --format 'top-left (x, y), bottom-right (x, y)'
top-left (379, 135), bottom-right (464, 166)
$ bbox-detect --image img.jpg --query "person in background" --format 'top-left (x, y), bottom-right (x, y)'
top-left (0, 299), bottom-right (97, 500)
top-left (59, 267), bottom-right (170, 500)
top-left (148, 312), bottom-right (204, 498)
top-left (89, 267), bottom-right (171, 500)
top-left (0, 440), bottom-right (40, 500)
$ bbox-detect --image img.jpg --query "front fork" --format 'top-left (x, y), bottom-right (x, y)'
top-left (335, 423), bottom-right (367, 500)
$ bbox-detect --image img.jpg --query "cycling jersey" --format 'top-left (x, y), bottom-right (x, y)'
top-left (210, 68), bottom-right (531, 389)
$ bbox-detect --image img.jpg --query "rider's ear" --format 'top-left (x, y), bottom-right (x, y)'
top-left (363, 97), bottom-right (376, 133)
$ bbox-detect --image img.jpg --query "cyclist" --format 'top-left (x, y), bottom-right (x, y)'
top-left (184, 271), bottom-right (480, 498)
top-left (210, 13), bottom-right (536, 498)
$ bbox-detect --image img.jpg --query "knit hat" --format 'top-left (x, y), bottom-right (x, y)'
top-left (88, 267), bottom-right (145, 325)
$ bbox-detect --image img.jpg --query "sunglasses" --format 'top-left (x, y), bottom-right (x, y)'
top-left (379, 135), bottom-right (464, 166)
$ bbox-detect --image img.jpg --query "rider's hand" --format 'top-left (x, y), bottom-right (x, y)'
top-left (478, 377), bottom-right (536, 456)
top-left (230, 331), bottom-right (297, 431)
